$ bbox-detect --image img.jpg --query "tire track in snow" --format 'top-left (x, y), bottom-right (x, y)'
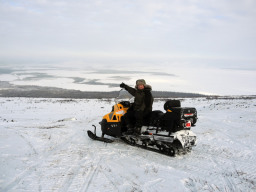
top-left (185, 100), bottom-right (256, 191)
top-left (0, 127), bottom-right (43, 192)
top-left (1, 128), bottom-right (83, 192)
top-left (0, 98), bottom-right (105, 191)
top-left (77, 142), bottom-right (138, 192)
top-left (14, 129), bottom-right (38, 156)
top-left (80, 157), bottom-right (102, 192)
top-left (210, 156), bottom-right (237, 192)
top-left (56, 141), bottom-right (122, 192)
top-left (183, 144), bottom-right (256, 191)
top-left (58, 154), bottom-right (88, 192)
top-left (78, 143), bottom-right (123, 192)
top-left (89, 146), bottom-right (161, 192)
top-left (56, 145), bottom-right (107, 192)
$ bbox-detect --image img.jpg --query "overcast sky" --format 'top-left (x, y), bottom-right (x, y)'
top-left (0, 0), bottom-right (255, 69)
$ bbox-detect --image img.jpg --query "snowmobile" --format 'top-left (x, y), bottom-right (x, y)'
top-left (88, 89), bottom-right (197, 156)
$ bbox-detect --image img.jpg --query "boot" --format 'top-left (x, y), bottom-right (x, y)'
top-left (127, 124), bottom-right (134, 129)
top-left (134, 127), bottom-right (141, 136)
top-left (126, 124), bottom-right (134, 134)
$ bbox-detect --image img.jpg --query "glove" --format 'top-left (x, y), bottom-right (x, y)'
top-left (120, 82), bottom-right (126, 88)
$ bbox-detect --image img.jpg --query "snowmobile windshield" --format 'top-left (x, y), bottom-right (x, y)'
top-left (114, 89), bottom-right (134, 104)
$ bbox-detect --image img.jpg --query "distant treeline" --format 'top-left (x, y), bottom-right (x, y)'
top-left (0, 82), bottom-right (206, 98)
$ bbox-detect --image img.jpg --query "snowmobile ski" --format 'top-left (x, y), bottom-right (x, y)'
top-left (87, 125), bottom-right (113, 143)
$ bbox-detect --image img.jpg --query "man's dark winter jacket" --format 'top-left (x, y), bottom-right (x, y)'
top-left (123, 84), bottom-right (154, 113)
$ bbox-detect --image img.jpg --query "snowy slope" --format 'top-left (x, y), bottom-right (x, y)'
top-left (0, 97), bottom-right (256, 192)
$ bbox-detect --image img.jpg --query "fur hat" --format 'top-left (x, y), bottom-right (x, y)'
top-left (136, 79), bottom-right (146, 86)
top-left (135, 79), bottom-right (152, 89)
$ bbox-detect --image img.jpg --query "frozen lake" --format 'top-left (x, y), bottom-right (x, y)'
top-left (0, 64), bottom-right (256, 95)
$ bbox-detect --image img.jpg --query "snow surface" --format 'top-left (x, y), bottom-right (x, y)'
top-left (0, 97), bottom-right (256, 192)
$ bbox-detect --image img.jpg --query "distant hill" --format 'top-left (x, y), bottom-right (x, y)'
top-left (0, 81), bottom-right (207, 98)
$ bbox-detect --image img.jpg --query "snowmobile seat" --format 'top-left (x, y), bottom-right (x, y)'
top-left (164, 100), bottom-right (181, 110)
top-left (143, 110), bottom-right (164, 127)
top-left (161, 111), bottom-right (180, 132)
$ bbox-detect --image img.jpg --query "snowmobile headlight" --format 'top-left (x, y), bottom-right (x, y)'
top-left (116, 110), bottom-right (124, 115)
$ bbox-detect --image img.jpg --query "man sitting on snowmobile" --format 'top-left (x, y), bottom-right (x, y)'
top-left (120, 79), bottom-right (154, 135)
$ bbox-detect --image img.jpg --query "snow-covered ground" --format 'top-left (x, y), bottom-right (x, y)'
top-left (0, 97), bottom-right (256, 192)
